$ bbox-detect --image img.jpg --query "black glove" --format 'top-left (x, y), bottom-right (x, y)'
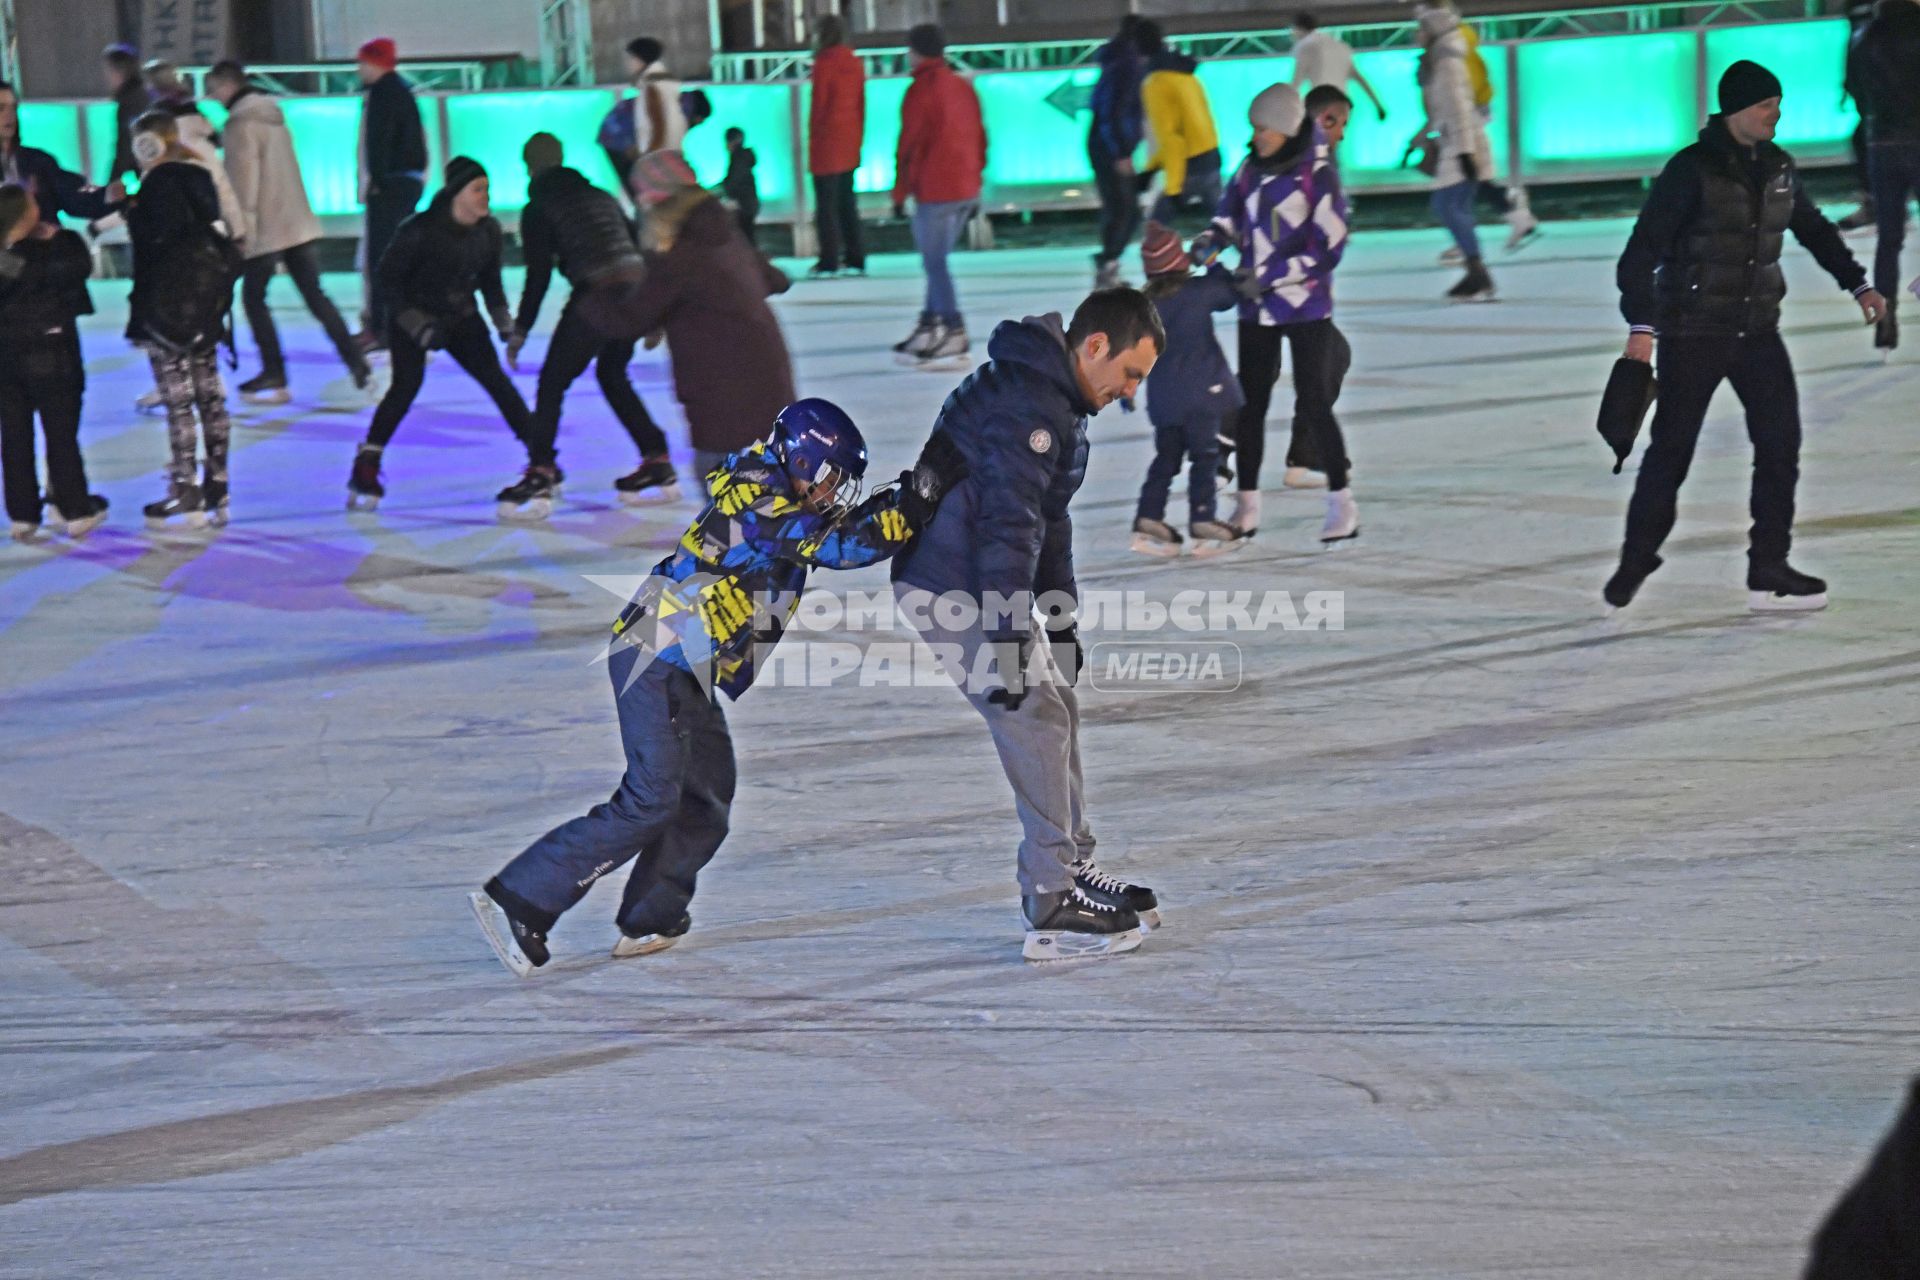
top-left (396, 308), bottom-right (443, 350)
top-left (1231, 266), bottom-right (1264, 301)
top-left (891, 430), bottom-right (970, 530)
top-left (1049, 623), bottom-right (1083, 688)
top-left (984, 635), bottom-right (1030, 711)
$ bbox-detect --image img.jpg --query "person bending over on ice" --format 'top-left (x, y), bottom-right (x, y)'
top-left (348, 157), bottom-right (541, 516)
top-left (891, 288), bottom-right (1166, 963)
top-left (1605, 60), bottom-right (1884, 613)
top-left (469, 400), bottom-right (968, 976)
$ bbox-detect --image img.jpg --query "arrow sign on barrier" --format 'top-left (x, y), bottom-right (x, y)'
top-left (1044, 78), bottom-right (1095, 119)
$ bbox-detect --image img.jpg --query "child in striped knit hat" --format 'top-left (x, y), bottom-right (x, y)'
top-left (1130, 220), bottom-right (1250, 557)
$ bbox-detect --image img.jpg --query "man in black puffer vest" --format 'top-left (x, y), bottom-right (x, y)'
top-left (509, 133), bottom-right (678, 505)
top-left (1607, 60), bottom-right (1885, 614)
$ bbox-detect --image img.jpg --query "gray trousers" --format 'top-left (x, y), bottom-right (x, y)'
top-left (895, 584), bottom-right (1091, 895)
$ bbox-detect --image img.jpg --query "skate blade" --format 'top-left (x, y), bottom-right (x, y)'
top-left (1023, 926), bottom-right (1145, 963)
top-left (62, 514), bottom-right (109, 538)
top-left (611, 931), bottom-right (681, 959)
top-left (1748, 590), bottom-right (1828, 613)
top-left (892, 349), bottom-right (930, 367)
top-left (497, 499), bottom-right (553, 522)
top-left (242, 390), bottom-right (292, 406)
top-left (1187, 538), bottom-right (1245, 559)
top-left (145, 513), bottom-right (208, 532)
top-left (206, 507), bottom-right (230, 529)
top-left (347, 493), bottom-right (381, 512)
top-left (1129, 534), bottom-right (1183, 558)
top-left (469, 891), bottom-right (535, 978)
top-left (1319, 526), bottom-right (1360, 548)
top-left (913, 355), bottom-right (972, 373)
top-left (1448, 292), bottom-right (1498, 304)
top-left (1504, 228), bottom-right (1543, 253)
top-left (1138, 908), bottom-right (1163, 932)
top-left (618, 484), bottom-right (682, 507)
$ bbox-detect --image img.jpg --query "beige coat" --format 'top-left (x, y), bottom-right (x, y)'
top-left (221, 91), bottom-right (324, 258)
top-left (1418, 9), bottom-right (1494, 188)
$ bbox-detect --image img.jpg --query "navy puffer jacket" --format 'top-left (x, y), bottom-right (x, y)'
top-left (893, 314), bottom-right (1093, 629)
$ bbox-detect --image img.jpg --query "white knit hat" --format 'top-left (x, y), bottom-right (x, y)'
top-left (1249, 82), bottom-right (1305, 135)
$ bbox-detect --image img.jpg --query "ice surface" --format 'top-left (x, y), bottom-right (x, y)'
top-left (2, 220), bottom-right (1917, 1278)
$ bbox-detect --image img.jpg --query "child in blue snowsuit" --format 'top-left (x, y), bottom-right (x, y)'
top-left (1130, 220), bottom-right (1248, 557)
top-left (471, 403), bottom-right (965, 976)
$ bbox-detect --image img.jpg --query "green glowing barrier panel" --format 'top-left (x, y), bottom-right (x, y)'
top-left (681, 84), bottom-right (799, 216)
top-left (1517, 32), bottom-right (1699, 174)
top-left (18, 103), bottom-right (85, 176)
top-left (446, 89), bottom-right (620, 209)
top-left (1706, 19), bottom-right (1854, 155)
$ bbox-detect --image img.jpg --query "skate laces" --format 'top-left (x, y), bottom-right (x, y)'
top-left (1073, 862), bottom-right (1131, 895)
top-left (1068, 884), bottom-right (1122, 914)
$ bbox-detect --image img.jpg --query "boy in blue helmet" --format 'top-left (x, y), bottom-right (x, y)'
top-left (471, 400), bottom-right (967, 976)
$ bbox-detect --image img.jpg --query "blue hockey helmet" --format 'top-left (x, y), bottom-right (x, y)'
top-left (770, 398), bottom-right (868, 502)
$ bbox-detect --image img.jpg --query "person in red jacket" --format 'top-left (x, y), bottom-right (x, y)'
top-left (890, 23), bottom-right (986, 369)
top-left (807, 14), bottom-right (866, 278)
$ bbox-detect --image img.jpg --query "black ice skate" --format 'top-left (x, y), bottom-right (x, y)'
top-left (1071, 860), bottom-right (1161, 930)
top-left (1022, 885), bottom-right (1143, 962)
top-left (611, 910), bottom-right (691, 959)
top-left (1603, 550), bottom-right (1663, 611)
top-left (1445, 257), bottom-right (1497, 303)
top-left (469, 885), bottom-right (550, 978)
top-left (1748, 561), bottom-right (1828, 613)
top-left (496, 464), bottom-right (560, 521)
top-left (614, 458), bottom-right (682, 506)
top-left (1189, 518), bottom-right (1250, 557)
top-left (238, 371), bottom-right (292, 406)
top-left (1130, 516), bottom-right (1183, 558)
top-left (347, 445), bottom-right (385, 511)
top-left (202, 477), bottom-right (231, 528)
top-left (1875, 309), bottom-right (1897, 362)
top-left (49, 494), bottom-right (110, 539)
top-left (144, 484), bottom-right (207, 530)
top-left (912, 323), bottom-right (971, 372)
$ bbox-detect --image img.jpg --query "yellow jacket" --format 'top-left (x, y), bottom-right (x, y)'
top-left (1142, 67), bottom-right (1220, 197)
top-left (1461, 24), bottom-right (1494, 109)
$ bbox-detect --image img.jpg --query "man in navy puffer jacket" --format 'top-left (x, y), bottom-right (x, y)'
top-left (893, 288), bottom-right (1170, 962)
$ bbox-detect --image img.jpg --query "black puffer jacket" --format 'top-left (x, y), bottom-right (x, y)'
top-left (514, 165), bottom-right (641, 333)
top-left (361, 71), bottom-right (428, 190)
top-left (1856, 0), bottom-right (1920, 145)
top-left (1617, 117), bottom-right (1866, 336)
top-left (376, 189), bottom-right (510, 335)
top-left (0, 228), bottom-right (94, 341)
top-left (125, 160), bottom-right (239, 352)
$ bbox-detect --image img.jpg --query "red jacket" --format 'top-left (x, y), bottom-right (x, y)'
top-left (809, 45), bottom-right (866, 176)
top-left (892, 60), bottom-right (986, 205)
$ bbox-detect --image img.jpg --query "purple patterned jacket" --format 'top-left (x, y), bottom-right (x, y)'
top-left (1196, 127), bottom-right (1350, 327)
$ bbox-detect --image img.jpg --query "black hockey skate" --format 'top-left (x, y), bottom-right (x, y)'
top-left (612, 910), bottom-right (691, 959)
top-left (496, 464), bottom-right (560, 521)
top-left (469, 882), bottom-right (550, 978)
top-left (347, 446), bottom-right (385, 511)
top-left (144, 484), bottom-right (207, 530)
top-left (1748, 561), bottom-right (1828, 613)
top-left (1022, 885), bottom-right (1143, 962)
top-left (614, 458), bottom-right (682, 506)
top-left (203, 477), bottom-right (231, 528)
top-left (1071, 860), bottom-right (1161, 930)
top-left (238, 371), bottom-right (291, 406)
top-left (1603, 550), bottom-right (1662, 611)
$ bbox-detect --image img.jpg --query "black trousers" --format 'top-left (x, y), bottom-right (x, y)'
top-left (1868, 141), bottom-right (1920, 299)
top-left (1088, 136), bottom-right (1142, 267)
top-left (0, 330), bottom-right (88, 523)
top-left (1623, 331), bottom-right (1801, 566)
top-left (367, 313), bottom-right (533, 452)
top-left (1233, 319), bottom-right (1351, 492)
top-left (528, 290), bottom-right (670, 467)
top-left (734, 203), bottom-right (760, 249)
top-left (362, 177), bottom-right (424, 333)
top-left (241, 241), bottom-right (360, 379)
top-left (812, 171), bottom-right (866, 272)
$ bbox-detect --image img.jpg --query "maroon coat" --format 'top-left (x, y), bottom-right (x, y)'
top-left (809, 44), bottom-right (866, 176)
top-left (630, 193), bottom-right (795, 454)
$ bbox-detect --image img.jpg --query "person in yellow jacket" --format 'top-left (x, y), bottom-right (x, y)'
top-left (1446, 10), bottom-right (1540, 256)
top-left (1135, 20), bottom-right (1223, 229)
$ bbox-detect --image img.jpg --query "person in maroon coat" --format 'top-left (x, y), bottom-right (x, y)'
top-left (628, 151), bottom-right (795, 479)
top-left (890, 23), bottom-right (987, 368)
top-left (807, 14), bottom-right (867, 278)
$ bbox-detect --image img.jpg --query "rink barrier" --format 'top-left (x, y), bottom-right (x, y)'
top-left (15, 17), bottom-right (1850, 250)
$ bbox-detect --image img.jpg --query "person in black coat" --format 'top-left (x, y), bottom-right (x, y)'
top-left (101, 44), bottom-right (150, 185)
top-left (351, 157), bottom-right (540, 517)
top-left (509, 133), bottom-right (676, 504)
top-left (720, 127), bottom-right (760, 246)
top-left (1853, 0), bottom-right (1920, 351)
top-left (1802, 1077), bottom-right (1920, 1280)
top-left (1606, 61), bottom-right (1885, 614)
top-left (125, 111), bottom-right (241, 529)
top-left (1, 80), bottom-right (126, 225)
top-left (354, 38), bottom-right (428, 348)
top-left (0, 184), bottom-right (109, 540)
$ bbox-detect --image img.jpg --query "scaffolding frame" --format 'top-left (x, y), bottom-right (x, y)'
top-left (539, 0), bottom-right (594, 87)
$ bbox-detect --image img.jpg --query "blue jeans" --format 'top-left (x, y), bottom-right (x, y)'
top-left (1136, 415), bottom-right (1222, 524)
top-left (1868, 141), bottom-right (1920, 300)
top-left (912, 199), bottom-right (974, 326)
top-left (492, 643), bottom-right (737, 936)
top-left (1431, 180), bottom-right (1480, 258)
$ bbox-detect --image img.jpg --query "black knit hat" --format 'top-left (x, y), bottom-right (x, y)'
top-left (1717, 59), bottom-right (1783, 115)
top-left (907, 23), bottom-right (944, 58)
top-left (443, 155), bottom-right (487, 198)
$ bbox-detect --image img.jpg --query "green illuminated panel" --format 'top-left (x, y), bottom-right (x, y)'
top-left (446, 89), bottom-right (620, 210)
top-left (84, 101), bottom-right (120, 183)
top-left (271, 96), bottom-right (445, 218)
top-left (1705, 19), bottom-right (1853, 154)
top-left (1517, 33), bottom-right (1698, 173)
top-left (1197, 55), bottom-right (1293, 168)
top-left (679, 84), bottom-right (798, 216)
top-left (974, 69), bottom-right (1097, 191)
top-left (18, 103), bottom-right (85, 175)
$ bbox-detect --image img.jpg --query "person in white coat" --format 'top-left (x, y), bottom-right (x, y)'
top-left (142, 61), bottom-right (246, 242)
top-left (1414, 3), bottom-right (1497, 300)
top-left (207, 61), bottom-right (371, 402)
top-left (598, 37), bottom-right (688, 192)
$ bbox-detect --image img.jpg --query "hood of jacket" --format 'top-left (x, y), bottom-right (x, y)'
top-left (1097, 36), bottom-right (1139, 70)
top-left (1147, 48), bottom-right (1199, 76)
top-left (648, 187), bottom-right (727, 250)
top-left (529, 164), bottom-right (596, 203)
top-left (986, 313), bottom-right (1096, 417)
top-left (225, 89), bottom-right (286, 129)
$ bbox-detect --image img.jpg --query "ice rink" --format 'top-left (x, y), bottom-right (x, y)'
top-left (3, 217), bottom-right (1917, 1277)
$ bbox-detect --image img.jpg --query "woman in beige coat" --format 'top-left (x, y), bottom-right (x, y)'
top-left (1416, 3), bottom-right (1497, 300)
